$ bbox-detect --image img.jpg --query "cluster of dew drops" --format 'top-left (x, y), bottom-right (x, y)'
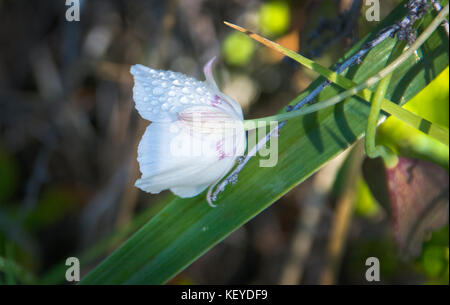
top-left (133, 65), bottom-right (215, 116)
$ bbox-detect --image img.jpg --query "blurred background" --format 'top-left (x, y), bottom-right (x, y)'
top-left (0, 0), bottom-right (448, 284)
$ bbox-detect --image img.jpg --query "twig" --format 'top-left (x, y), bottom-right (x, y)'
top-left (22, 45), bottom-right (63, 214)
top-left (431, 0), bottom-right (450, 36)
top-left (22, 130), bottom-right (56, 213)
top-left (306, 0), bottom-right (362, 58)
top-left (319, 142), bottom-right (365, 284)
top-left (279, 152), bottom-right (349, 284)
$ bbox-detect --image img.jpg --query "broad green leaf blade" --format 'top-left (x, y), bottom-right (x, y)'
top-left (80, 2), bottom-right (449, 284)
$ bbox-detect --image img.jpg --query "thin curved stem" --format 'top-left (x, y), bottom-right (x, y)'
top-left (365, 72), bottom-right (398, 167)
top-left (365, 39), bottom-right (407, 166)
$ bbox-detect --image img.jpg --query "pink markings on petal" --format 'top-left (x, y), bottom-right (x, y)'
top-left (211, 95), bottom-right (222, 107)
top-left (216, 140), bottom-right (226, 160)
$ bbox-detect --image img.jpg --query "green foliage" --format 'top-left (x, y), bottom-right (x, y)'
top-left (378, 67), bottom-right (450, 170)
top-left (25, 187), bottom-right (77, 230)
top-left (417, 225), bottom-right (449, 284)
top-left (354, 178), bottom-right (380, 218)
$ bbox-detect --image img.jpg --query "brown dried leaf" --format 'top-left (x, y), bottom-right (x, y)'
top-left (363, 157), bottom-right (449, 258)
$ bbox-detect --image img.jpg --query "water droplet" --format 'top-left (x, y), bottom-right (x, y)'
top-left (168, 90), bottom-right (176, 97)
top-left (180, 96), bottom-right (188, 104)
top-left (153, 87), bottom-right (164, 95)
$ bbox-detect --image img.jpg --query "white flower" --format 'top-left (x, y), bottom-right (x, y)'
top-left (130, 57), bottom-right (246, 201)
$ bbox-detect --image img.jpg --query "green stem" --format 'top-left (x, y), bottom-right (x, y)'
top-left (365, 40), bottom-right (406, 167)
top-left (243, 4), bottom-right (450, 145)
top-left (365, 72), bottom-right (398, 167)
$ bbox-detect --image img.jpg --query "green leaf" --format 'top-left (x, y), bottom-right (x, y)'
top-left (79, 1), bottom-right (449, 284)
top-left (378, 67), bottom-right (449, 170)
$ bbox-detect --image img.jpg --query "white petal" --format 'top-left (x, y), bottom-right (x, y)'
top-left (202, 58), bottom-right (244, 120)
top-left (203, 56), bottom-right (219, 91)
top-left (170, 184), bottom-right (210, 198)
top-left (135, 123), bottom-right (243, 196)
top-left (130, 60), bottom-right (244, 123)
top-left (131, 64), bottom-right (216, 122)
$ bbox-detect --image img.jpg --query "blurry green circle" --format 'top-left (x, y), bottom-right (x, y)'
top-left (222, 32), bottom-right (254, 66)
top-left (422, 246), bottom-right (446, 278)
top-left (259, 1), bottom-right (290, 37)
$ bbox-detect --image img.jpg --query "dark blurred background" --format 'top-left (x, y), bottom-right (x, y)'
top-left (0, 0), bottom-right (448, 284)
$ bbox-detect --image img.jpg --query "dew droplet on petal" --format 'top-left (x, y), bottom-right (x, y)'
top-left (180, 96), bottom-right (188, 104)
top-left (181, 87), bottom-right (190, 94)
top-left (168, 90), bottom-right (176, 97)
top-left (153, 87), bottom-right (164, 95)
